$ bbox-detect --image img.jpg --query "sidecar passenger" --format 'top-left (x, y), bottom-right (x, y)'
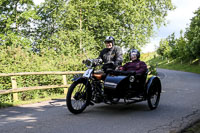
top-left (119, 49), bottom-right (147, 75)
top-left (119, 49), bottom-right (148, 90)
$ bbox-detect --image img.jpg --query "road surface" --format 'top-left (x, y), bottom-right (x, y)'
top-left (0, 68), bottom-right (200, 133)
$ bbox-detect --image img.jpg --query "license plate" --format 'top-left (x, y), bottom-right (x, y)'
top-left (83, 69), bottom-right (93, 78)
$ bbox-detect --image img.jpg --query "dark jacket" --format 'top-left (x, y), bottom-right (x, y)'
top-left (98, 46), bottom-right (123, 66)
top-left (121, 59), bottom-right (147, 74)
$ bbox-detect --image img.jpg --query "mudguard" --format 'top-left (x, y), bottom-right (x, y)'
top-left (145, 76), bottom-right (162, 95)
top-left (72, 77), bottom-right (92, 90)
top-left (72, 74), bottom-right (84, 82)
top-left (72, 76), bottom-right (82, 82)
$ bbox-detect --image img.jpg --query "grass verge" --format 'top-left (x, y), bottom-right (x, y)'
top-left (147, 56), bottom-right (200, 74)
top-left (0, 94), bottom-right (65, 109)
top-left (182, 120), bottom-right (200, 133)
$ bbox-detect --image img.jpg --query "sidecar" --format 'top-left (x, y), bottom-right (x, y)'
top-left (103, 70), bottom-right (162, 110)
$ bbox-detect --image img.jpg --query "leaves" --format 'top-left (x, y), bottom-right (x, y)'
top-left (0, 0), bottom-right (175, 102)
top-left (157, 7), bottom-right (200, 61)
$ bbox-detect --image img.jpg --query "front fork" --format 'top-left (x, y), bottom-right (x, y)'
top-left (91, 80), bottom-right (104, 103)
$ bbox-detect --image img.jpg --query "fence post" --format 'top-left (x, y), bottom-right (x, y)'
top-left (62, 75), bottom-right (68, 95)
top-left (11, 76), bottom-right (18, 102)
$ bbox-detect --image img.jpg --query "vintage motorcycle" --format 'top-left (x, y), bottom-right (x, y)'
top-left (66, 59), bottom-right (162, 114)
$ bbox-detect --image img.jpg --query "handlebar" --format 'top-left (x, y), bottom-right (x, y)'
top-left (82, 59), bottom-right (103, 68)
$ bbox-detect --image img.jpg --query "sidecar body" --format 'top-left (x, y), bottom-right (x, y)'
top-left (103, 70), bottom-right (162, 109)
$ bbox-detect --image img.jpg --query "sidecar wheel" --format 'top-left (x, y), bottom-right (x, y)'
top-left (66, 80), bottom-right (91, 114)
top-left (147, 80), bottom-right (161, 110)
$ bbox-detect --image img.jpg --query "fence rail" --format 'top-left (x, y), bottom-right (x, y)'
top-left (0, 71), bottom-right (84, 77)
top-left (0, 71), bottom-right (84, 102)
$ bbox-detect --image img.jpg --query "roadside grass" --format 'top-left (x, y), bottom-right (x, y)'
top-left (0, 93), bottom-right (65, 109)
top-left (141, 52), bottom-right (200, 74)
top-left (150, 57), bottom-right (200, 74)
top-left (182, 120), bottom-right (200, 133)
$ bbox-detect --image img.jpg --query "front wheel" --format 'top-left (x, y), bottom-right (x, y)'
top-left (66, 79), bottom-right (91, 114)
top-left (147, 80), bottom-right (161, 110)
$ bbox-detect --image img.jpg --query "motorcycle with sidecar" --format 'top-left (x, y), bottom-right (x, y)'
top-left (66, 59), bottom-right (161, 114)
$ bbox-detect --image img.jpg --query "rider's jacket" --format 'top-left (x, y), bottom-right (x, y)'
top-left (98, 46), bottom-right (123, 66)
top-left (120, 59), bottom-right (147, 74)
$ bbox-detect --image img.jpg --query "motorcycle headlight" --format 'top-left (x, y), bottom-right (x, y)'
top-left (129, 76), bottom-right (135, 82)
top-left (84, 59), bottom-right (93, 68)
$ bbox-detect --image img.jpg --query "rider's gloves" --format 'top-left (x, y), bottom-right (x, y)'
top-left (93, 59), bottom-right (102, 65)
top-left (97, 59), bottom-right (103, 64)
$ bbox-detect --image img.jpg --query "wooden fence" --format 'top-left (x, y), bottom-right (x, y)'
top-left (0, 71), bottom-right (84, 102)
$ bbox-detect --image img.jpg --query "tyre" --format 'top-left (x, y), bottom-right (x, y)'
top-left (66, 80), bottom-right (91, 114)
top-left (147, 80), bottom-right (161, 110)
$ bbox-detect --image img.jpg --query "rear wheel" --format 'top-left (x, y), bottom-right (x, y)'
top-left (147, 80), bottom-right (161, 110)
top-left (66, 80), bottom-right (91, 114)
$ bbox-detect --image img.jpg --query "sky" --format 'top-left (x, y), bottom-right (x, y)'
top-left (33, 0), bottom-right (200, 53)
top-left (34, 0), bottom-right (44, 5)
top-left (142, 0), bottom-right (200, 53)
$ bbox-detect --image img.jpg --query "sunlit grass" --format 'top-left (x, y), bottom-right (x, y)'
top-left (146, 54), bottom-right (200, 74)
top-left (0, 94), bottom-right (65, 108)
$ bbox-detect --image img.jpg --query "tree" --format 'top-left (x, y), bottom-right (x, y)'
top-left (63, 0), bottom-right (175, 52)
top-left (185, 7), bottom-right (200, 59)
top-left (175, 31), bottom-right (187, 60)
top-left (167, 32), bottom-right (176, 47)
top-left (157, 38), bottom-right (170, 57)
top-left (1, 0), bottom-right (175, 56)
top-left (0, 0), bottom-right (38, 48)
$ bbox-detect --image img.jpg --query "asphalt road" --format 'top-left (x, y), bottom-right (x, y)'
top-left (0, 68), bottom-right (200, 133)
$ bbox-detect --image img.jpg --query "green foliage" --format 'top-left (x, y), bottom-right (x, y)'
top-left (141, 52), bottom-right (158, 75)
top-left (185, 7), bottom-right (200, 59)
top-left (0, 46), bottom-right (91, 103)
top-left (149, 56), bottom-right (200, 74)
top-left (0, 0), bottom-right (36, 47)
top-left (63, 0), bottom-right (174, 50)
top-left (0, 0), bottom-right (175, 54)
top-left (0, 0), bottom-right (175, 104)
top-left (156, 39), bottom-right (170, 57)
top-left (156, 7), bottom-right (200, 62)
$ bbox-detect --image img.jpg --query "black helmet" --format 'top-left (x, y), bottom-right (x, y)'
top-left (104, 36), bottom-right (115, 45)
top-left (130, 49), bottom-right (140, 59)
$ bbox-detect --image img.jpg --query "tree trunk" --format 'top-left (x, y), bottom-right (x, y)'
top-left (79, 5), bottom-right (82, 50)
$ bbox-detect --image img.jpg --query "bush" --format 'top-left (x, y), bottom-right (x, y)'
top-left (0, 46), bottom-right (97, 103)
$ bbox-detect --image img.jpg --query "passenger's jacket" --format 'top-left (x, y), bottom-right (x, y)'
top-left (120, 59), bottom-right (147, 74)
top-left (98, 46), bottom-right (123, 66)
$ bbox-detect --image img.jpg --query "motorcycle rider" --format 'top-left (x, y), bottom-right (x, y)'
top-left (97, 36), bottom-right (123, 69)
top-left (120, 49), bottom-right (147, 75)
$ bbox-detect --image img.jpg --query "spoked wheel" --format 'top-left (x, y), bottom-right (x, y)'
top-left (147, 80), bottom-right (161, 110)
top-left (66, 80), bottom-right (91, 114)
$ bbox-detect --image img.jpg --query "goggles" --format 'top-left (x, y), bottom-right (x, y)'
top-left (105, 41), bottom-right (112, 44)
top-left (130, 53), bottom-right (137, 58)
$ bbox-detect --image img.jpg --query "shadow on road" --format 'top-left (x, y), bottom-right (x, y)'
top-left (0, 98), bottom-right (164, 133)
